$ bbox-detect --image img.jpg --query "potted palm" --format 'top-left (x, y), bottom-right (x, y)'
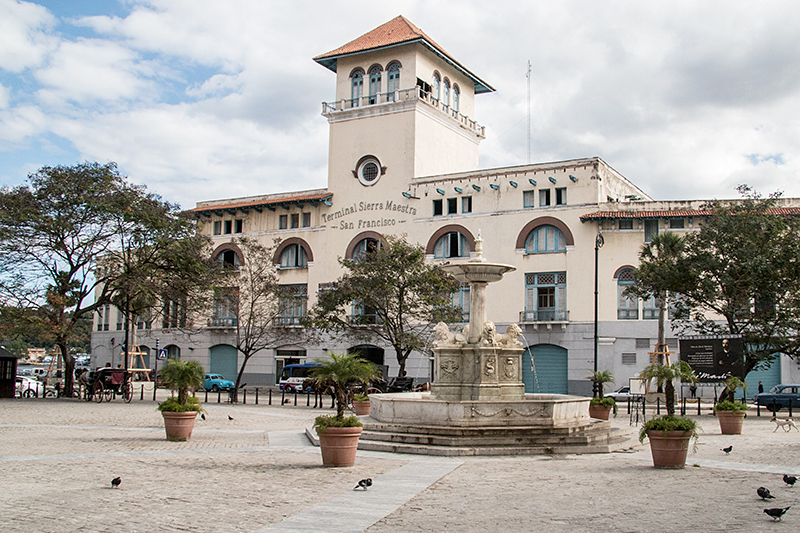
top-left (714, 376), bottom-right (748, 435)
top-left (638, 361), bottom-right (699, 468)
top-left (157, 359), bottom-right (205, 442)
top-left (352, 393), bottom-right (371, 416)
top-left (311, 352), bottom-right (382, 467)
top-left (587, 370), bottom-right (616, 420)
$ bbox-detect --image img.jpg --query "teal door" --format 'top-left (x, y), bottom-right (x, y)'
top-left (745, 355), bottom-right (782, 399)
top-left (522, 347), bottom-right (534, 393)
top-left (209, 345), bottom-right (239, 381)
top-left (531, 344), bottom-right (568, 394)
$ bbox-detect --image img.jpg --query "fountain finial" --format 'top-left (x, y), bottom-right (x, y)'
top-left (472, 229), bottom-right (486, 263)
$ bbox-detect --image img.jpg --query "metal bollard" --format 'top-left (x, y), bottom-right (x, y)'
top-left (294, 390), bottom-right (298, 406)
top-left (656, 397), bottom-right (661, 415)
top-left (140, 384), bottom-right (144, 401)
top-left (306, 391), bottom-right (310, 406)
top-left (205, 390), bottom-right (208, 402)
top-left (790, 399), bottom-right (793, 418)
top-left (217, 390), bottom-right (221, 403)
top-left (255, 388), bottom-right (259, 405)
top-left (242, 388), bottom-right (247, 404)
top-left (697, 398), bottom-right (701, 416)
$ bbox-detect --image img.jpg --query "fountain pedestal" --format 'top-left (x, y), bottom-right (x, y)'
top-left (432, 345), bottom-right (525, 402)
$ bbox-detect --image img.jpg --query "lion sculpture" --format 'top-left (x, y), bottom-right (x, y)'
top-left (480, 321), bottom-right (497, 346)
top-left (495, 323), bottom-right (523, 347)
top-left (433, 322), bottom-right (467, 346)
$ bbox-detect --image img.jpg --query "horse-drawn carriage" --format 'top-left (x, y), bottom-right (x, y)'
top-left (83, 368), bottom-right (133, 403)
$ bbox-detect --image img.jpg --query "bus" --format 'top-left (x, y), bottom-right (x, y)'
top-left (278, 362), bottom-right (322, 391)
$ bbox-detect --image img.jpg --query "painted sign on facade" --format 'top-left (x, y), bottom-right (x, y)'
top-left (679, 335), bottom-right (744, 382)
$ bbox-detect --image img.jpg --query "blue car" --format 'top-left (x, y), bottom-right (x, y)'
top-left (203, 373), bottom-right (235, 392)
top-left (754, 384), bottom-right (800, 412)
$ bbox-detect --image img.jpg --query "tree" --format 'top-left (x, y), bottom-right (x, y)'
top-left (638, 361), bottom-right (696, 416)
top-left (308, 234), bottom-right (461, 378)
top-left (220, 237), bottom-right (305, 398)
top-left (0, 162), bottom-right (211, 394)
top-left (634, 185), bottom-right (800, 381)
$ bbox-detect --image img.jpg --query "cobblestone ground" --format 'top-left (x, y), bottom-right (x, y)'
top-left (2, 396), bottom-right (799, 532)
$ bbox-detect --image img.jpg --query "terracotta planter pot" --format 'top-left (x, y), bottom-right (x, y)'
top-left (318, 426), bottom-right (363, 467)
top-left (162, 411), bottom-right (198, 442)
top-left (353, 401), bottom-right (371, 416)
top-left (717, 410), bottom-right (746, 435)
top-left (647, 430), bottom-right (692, 468)
top-left (589, 404), bottom-right (613, 420)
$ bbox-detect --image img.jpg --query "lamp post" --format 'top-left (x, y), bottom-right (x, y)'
top-left (593, 232), bottom-right (604, 397)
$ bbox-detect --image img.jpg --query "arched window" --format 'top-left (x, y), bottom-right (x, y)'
top-left (525, 225), bottom-right (566, 254)
top-left (434, 232), bottom-right (470, 259)
top-left (432, 72), bottom-right (440, 101)
top-left (353, 237), bottom-right (381, 261)
top-left (351, 69), bottom-right (364, 107)
top-left (368, 66), bottom-right (381, 105)
top-left (452, 84), bottom-right (460, 113)
top-left (617, 269), bottom-right (638, 319)
top-left (387, 62), bottom-right (400, 101)
top-left (219, 250), bottom-right (240, 269)
top-left (442, 79), bottom-right (450, 108)
top-left (280, 244), bottom-right (307, 269)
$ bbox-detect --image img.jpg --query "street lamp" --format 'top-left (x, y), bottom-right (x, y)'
top-left (593, 232), bottom-right (604, 397)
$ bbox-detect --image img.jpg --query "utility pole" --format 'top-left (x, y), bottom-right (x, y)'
top-left (527, 60), bottom-right (531, 164)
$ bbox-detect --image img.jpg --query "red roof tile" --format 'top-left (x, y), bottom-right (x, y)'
top-left (314, 16), bottom-right (494, 94)
top-left (189, 191), bottom-right (332, 214)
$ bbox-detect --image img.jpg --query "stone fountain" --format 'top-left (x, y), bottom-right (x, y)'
top-left (311, 233), bottom-right (632, 455)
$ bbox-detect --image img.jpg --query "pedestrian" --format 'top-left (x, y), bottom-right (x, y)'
top-left (758, 381), bottom-right (764, 394)
top-left (690, 383), bottom-right (697, 398)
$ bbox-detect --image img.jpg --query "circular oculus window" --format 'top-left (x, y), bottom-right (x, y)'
top-left (357, 158), bottom-right (381, 186)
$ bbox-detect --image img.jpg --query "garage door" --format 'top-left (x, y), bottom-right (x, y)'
top-left (209, 344), bottom-right (239, 382)
top-left (531, 344), bottom-right (568, 394)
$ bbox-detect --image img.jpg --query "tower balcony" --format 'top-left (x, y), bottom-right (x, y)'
top-left (322, 88), bottom-right (485, 138)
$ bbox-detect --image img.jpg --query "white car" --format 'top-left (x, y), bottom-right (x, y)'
top-left (16, 376), bottom-right (44, 398)
top-left (606, 386), bottom-right (640, 402)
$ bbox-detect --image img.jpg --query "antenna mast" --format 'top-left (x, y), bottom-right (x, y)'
top-left (526, 60), bottom-right (531, 164)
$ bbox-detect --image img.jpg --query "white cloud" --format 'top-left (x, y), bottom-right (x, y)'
top-left (0, 0), bottom-right (57, 72)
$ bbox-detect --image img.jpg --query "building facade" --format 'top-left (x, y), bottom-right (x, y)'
top-left (91, 16), bottom-right (800, 396)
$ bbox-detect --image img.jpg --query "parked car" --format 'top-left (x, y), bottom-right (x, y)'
top-left (754, 384), bottom-right (800, 411)
top-left (606, 386), bottom-right (639, 402)
top-left (203, 373), bottom-right (234, 392)
top-left (16, 376), bottom-right (44, 398)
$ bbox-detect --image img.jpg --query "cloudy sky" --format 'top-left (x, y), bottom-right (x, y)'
top-left (2, 0), bottom-right (799, 209)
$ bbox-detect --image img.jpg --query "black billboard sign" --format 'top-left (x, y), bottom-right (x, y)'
top-left (679, 335), bottom-right (744, 382)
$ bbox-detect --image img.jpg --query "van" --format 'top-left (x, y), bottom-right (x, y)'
top-left (278, 363), bottom-right (322, 391)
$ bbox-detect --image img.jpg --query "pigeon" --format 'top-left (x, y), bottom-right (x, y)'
top-left (764, 506), bottom-right (790, 521)
top-left (784, 474), bottom-right (797, 487)
top-left (354, 478), bottom-right (372, 491)
top-left (228, 415), bottom-right (234, 421)
top-left (111, 477), bottom-right (121, 488)
top-left (200, 413), bottom-right (206, 421)
top-left (757, 487), bottom-right (775, 500)
top-left (721, 446), bottom-right (733, 455)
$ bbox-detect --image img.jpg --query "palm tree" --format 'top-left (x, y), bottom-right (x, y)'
top-left (160, 358), bottom-right (204, 406)
top-left (638, 232), bottom-right (685, 365)
top-left (638, 361), bottom-right (696, 416)
top-left (311, 352), bottom-right (382, 418)
top-left (588, 370), bottom-right (614, 398)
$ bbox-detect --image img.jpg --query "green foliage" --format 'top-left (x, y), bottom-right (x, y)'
top-left (159, 358), bottom-right (204, 407)
top-left (157, 395), bottom-right (203, 413)
top-left (713, 400), bottom-right (749, 412)
top-left (587, 370), bottom-right (614, 398)
top-left (590, 396), bottom-right (617, 415)
top-left (638, 361), bottom-right (696, 416)
top-left (307, 235), bottom-right (461, 377)
top-left (353, 393), bottom-right (370, 402)
top-left (639, 415), bottom-right (700, 451)
top-left (313, 414), bottom-right (363, 434)
top-left (311, 352), bottom-right (382, 418)
top-left (635, 186), bottom-right (800, 379)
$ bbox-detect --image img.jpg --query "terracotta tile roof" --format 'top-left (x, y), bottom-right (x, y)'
top-left (314, 15), bottom-right (494, 94)
top-left (189, 190), bottom-right (332, 215)
top-left (581, 207), bottom-right (800, 221)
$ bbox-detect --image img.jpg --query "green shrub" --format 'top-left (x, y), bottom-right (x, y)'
top-left (314, 414), bottom-right (363, 434)
top-left (353, 393), bottom-right (369, 402)
top-left (714, 400), bottom-right (749, 412)
top-left (157, 395), bottom-right (203, 413)
top-left (639, 415), bottom-right (700, 451)
top-left (590, 396), bottom-right (618, 415)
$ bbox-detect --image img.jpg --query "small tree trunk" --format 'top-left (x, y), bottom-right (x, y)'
top-left (665, 379), bottom-right (676, 416)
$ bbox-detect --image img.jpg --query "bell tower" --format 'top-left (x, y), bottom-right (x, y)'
top-left (314, 16), bottom-right (494, 199)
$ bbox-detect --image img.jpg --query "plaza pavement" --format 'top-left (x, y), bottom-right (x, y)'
top-left (1, 392), bottom-right (799, 532)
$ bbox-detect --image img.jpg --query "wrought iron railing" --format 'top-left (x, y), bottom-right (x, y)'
top-left (519, 309), bottom-right (569, 323)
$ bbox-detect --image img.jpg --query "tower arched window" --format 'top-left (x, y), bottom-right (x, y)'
top-left (434, 232), bottom-right (470, 259)
top-left (525, 225), bottom-right (566, 254)
top-left (368, 66), bottom-right (382, 105)
top-left (452, 85), bottom-right (460, 113)
top-left (351, 69), bottom-right (364, 107)
top-left (219, 250), bottom-right (240, 269)
top-left (442, 79), bottom-right (450, 108)
top-left (387, 62), bottom-right (400, 101)
top-left (432, 72), bottom-right (441, 101)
